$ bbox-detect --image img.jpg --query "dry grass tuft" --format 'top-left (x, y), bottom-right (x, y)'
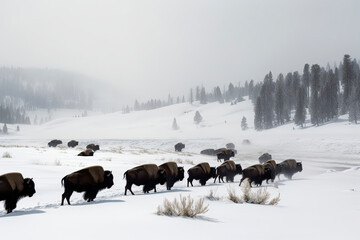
top-left (227, 187), bottom-right (242, 203)
top-left (206, 189), bottom-right (221, 201)
top-left (2, 152), bottom-right (12, 158)
top-left (157, 195), bottom-right (209, 218)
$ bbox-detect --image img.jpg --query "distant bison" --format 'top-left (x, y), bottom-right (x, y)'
top-left (86, 144), bottom-right (100, 152)
top-left (48, 139), bottom-right (62, 147)
top-left (187, 162), bottom-right (216, 187)
top-left (258, 153), bottom-right (272, 163)
top-left (158, 162), bottom-right (184, 190)
top-left (174, 142), bottom-right (185, 152)
top-left (226, 143), bottom-right (235, 149)
top-left (124, 164), bottom-right (166, 195)
top-left (61, 166), bottom-right (114, 205)
top-left (200, 149), bottom-right (216, 156)
top-left (77, 149), bottom-right (94, 156)
top-left (214, 160), bottom-right (242, 183)
top-left (67, 140), bottom-right (79, 148)
top-left (239, 164), bottom-right (270, 187)
top-left (0, 173), bottom-right (36, 213)
top-left (278, 159), bottom-right (303, 179)
top-left (242, 139), bottom-right (251, 145)
top-left (217, 149), bottom-right (235, 162)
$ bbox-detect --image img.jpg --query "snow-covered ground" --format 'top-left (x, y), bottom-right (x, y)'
top-left (1, 98), bottom-right (359, 239)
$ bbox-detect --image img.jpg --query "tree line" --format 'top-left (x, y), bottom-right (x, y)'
top-left (254, 54), bottom-right (360, 130)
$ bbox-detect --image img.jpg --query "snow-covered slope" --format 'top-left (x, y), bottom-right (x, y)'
top-left (0, 98), bottom-right (359, 239)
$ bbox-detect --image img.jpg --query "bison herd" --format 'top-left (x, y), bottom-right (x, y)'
top-left (0, 140), bottom-right (303, 214)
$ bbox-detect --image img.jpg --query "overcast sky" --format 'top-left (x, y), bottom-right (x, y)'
top-left (1, 0), bottom-right (360, 104)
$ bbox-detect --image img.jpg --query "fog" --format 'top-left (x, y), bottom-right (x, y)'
top-left (0, 0), bottom-right (360, 105)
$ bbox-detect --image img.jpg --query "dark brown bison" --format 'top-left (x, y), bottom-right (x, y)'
top-left (200, 149), bottom-right (216, 156)
top-left (187, 162), bottom-right (216, 187)
top-left (239, 164), bottom-right (270, 187)
top-left (0, 173), bottom-right (36, 213)
top-left (68, 140), bottom-right (79, 148)
top-left (217, 149), bottom-right (235, 162)
top-left (124, 164), bottom-right (166, 195)
top-left (214, 160), bottom-right (242, 183)
top-left (158, 162), bottom-right (184, 190)
top-left (263, 160), bottom-right (279, 183)
top-left (278, 159), bottom-right (303, 179)
top-left (48, 139), bottom-right (62, 147)
top-left (86, 144), bottom-right (100, 152)
top-left (61, 166), bottom-right (114, 205)
top-left (174, 143), bottom-right (185, 152)
top-left (258, 153), bottom-right (272, 163)
top-left (77, 149), bottom-right (94, 156)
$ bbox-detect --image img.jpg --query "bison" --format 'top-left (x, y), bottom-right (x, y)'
top-left (226, 143), bottom-right (235, 149)
top-left (258, 153), bottom-right (272, 163)
top-left (217, 149), bottom-right (235, 162)
top-left (187, 162), bottom-right (216, 187)
top-left (239, 164), bottom-right (270, 187)
top-left (263, 160), bottom-right (278, 183)
top-left (61, 166), bottom-right (114, 205)
top-left (278, 159), bottom-right (303, 179)
top-left (158, 162), bottom-right (184, 190)
top-left (200, 149), bottom-right (216, 156)
top-left (0, 173), bottom-right (36, 213)
top-left (124, 164), bottom-right (166, 195)
top-left (48, 139), bottom-right (62, 147)
top-left (214, 160), bottom-right (242, 183)
top-left (77, 149), bottom-right (94, 156)
top-left (68, 140), bottom-right (79, 148)
top-left (86, 144), bottom-right (100, 152)
top-left (174, 142), bottom-right (185, 152)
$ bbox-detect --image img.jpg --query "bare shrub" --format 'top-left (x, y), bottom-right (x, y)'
top-left (157, 195), bottom-right (209, 218)
top-left (240, 180), bottom-right (280, 205)
top-left (185, 159), bottom-right (194, 165)
top-left (227, 187), bottom-right (242, 203)
top-left (206, 189), bottom-right (221, 201)
top-left (2, 152), bottom-right (12, 158)
top-left (268, 194), bottom-right (281, 205)
top-left (54, 159), bottom-right (61, 166)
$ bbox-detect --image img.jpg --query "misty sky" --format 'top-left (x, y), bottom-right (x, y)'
top-left (1, 0), bottom-right (360, 104)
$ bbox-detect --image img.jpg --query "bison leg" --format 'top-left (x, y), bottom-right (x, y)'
top-left (61, 189), bottom-right (73, 205)
top-left (5, 196), bottom-right (17, 213)
top-left (199, 178), bottom-right (206, 186)
top-left (187, 177), bottom-right (193, 187)
top-left (125, 182), bottom-right (134, 195)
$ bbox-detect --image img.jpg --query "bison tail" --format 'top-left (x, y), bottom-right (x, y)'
top-left (123, 171), bottom-right (127, 179)
top-left (61, 177), bottom-right (66, 187)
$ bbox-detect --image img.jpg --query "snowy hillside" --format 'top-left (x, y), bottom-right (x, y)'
top-left (1, 97), bottom-right (359, 239)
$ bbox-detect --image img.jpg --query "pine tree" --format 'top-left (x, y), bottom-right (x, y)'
top-left (3, 123), bottom-right (8, 134)
top-left (17, 125), bottom-right (20, 131)
top-left (341, 54), bottom-right (354, 114)
top-left (194, 111), bottom-right (203, 124)
top-left (274, 74), bottom-right (285, 125)
top-left (134, 100), bottom-right (140, 111)
top-left (302, 64), bottom-right (311, 107)
top-left (295, 87), bottom-right (306, 127)
top-left (189, 88), bottom-right (193, 104)
top-left (260, 72), bottom-right (275, 129)
top-left (349, 75), bottom-right (360, 123)
top-left (172, 118), bottom-right (179, 130)
top-left (310, 64), bottom-right (321, 125)
top-left (254, 97), bottom-right (263, 130)
top-left (241, 116), bottom-right (248, 130)
top-left (200, 87), bottom-right (207, 104)
top-left (195, 86), bottom-right (200, 101)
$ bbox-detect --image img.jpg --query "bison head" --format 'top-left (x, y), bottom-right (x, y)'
top-left (230, 150), bottom-right (235, 157)
top-left (210, 167), bottom-right (216, 178)
top-left (103, 171), bottom-right (114, 189)
top-left (177, 167), bottom-right (185, 181)
top-left (235, 164), bottom-right (242, 174)
top-left (276, 164), bottom-right (283, 174)
top-left (296, 162), bottom-right (303, 172)
top-left (158, 169), bottom-right (167, 185)
top-left (94, 145), bottom-right (100, 151)
top-left (259, 153), bottom-right (272, 163)
top-left (23, 178), bottom-right (36, 197)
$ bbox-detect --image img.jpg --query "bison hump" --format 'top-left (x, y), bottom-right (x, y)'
top-left (284, 159), bottom-right (297, 169)
top-left (159, 162), bottom-right (178, 177)
top-left (251, 164), bottom-right (265, 175)
top-left (196, 162), bottom-right (211, 174)
top-left (75, 166), bottom-right (104, 184)
top-left (223, 160), bottom-right (236, 171)
top-left (0, 172), bottom-right (24, 192)
top-left (130, 164), bottom-right (159, 179)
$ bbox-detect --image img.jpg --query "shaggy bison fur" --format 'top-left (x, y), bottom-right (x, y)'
top-left (214, 160), bottom-right (242, 183)
top-left (174, 143), bottom-right (185, 152)
top-left (263, 160), bottom-right (278, 183)
top-left (239, 164), bottom-right (270, 187)
top-left (48, 139), bottom-right (62, 147)
top-left (86, 144), bottom-right (100, 152)
top-left (123, 164), bottom-right (167, 195)
top-left (217, 149), bottom-right (235, 162)
top-left (0, 173), bottom-right (36, 213)
top-left (187, 162), bottom-right (216, 187)
top-left (278, 159), bottom-right (303, 179)
top-left (77, 149), bottom-right (94, 156)
top-left (158, 162), bottom-right (184, 190)
top-left (200, 149), bottom-right (216, 156)
top-left (67, 140), bottom-right (79, 148)
top-left (61, 166), bottom-right (113, 205)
